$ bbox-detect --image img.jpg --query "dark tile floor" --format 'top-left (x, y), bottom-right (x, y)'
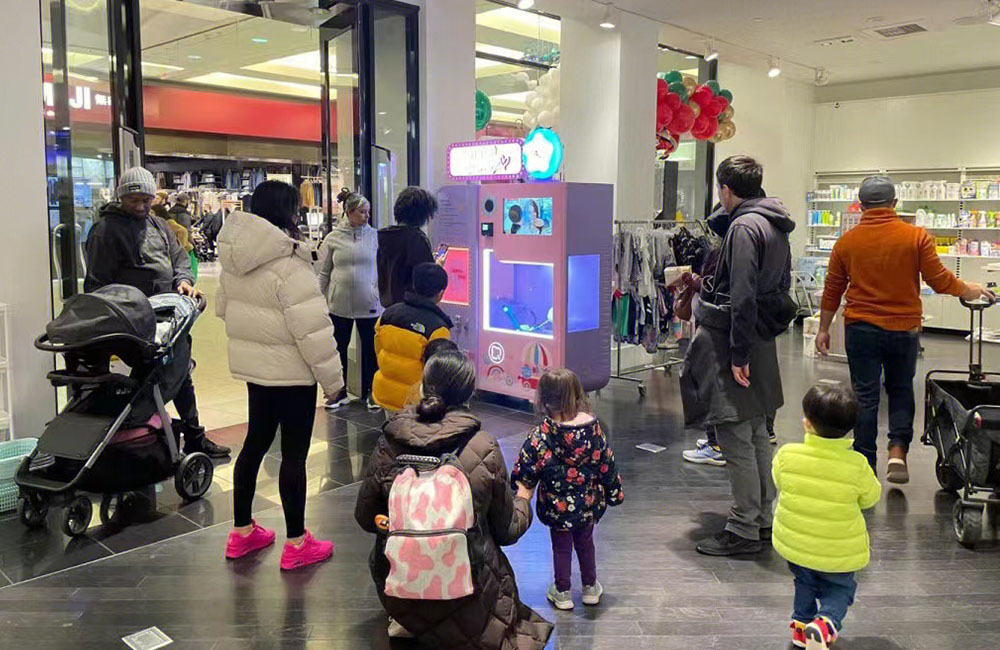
top-left (1, 327), bottom-right (999, 649)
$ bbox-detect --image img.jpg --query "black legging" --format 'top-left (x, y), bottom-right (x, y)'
top-left (330, 315), bottom-right (378, 400)
top-left (233, 383), bottom-right (317, 538)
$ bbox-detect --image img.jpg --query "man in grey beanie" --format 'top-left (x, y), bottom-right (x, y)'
top-left (84, 166), bottom-right (230, 458)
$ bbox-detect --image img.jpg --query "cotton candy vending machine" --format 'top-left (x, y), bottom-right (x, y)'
top-left (433, 130), bottom-right (613, 401)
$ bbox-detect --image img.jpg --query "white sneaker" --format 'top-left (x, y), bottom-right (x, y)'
top-left (546, 583), bottom-right (574, 610)
top-left (696, 438), bottom-right (708, 447)
top-left (324, 389), bottom-right (352, 410)
top-left (582, 581), bottom-right (604, 606)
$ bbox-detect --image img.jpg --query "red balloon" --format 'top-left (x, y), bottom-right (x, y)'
top-left (664, 92), bottom-right (682, 111)
top-left (691, 86), bottom-right (714, 106)
top-left (656, 104), bottom-right (674, 131)
top-left (657, 78), bottom-right (668, 101)
top-left (703, 116), bottom-right (719, 138)
top-left (703, 96), bottom-right (727, 118)
top-left (671, 103), bottom-right (696, 133)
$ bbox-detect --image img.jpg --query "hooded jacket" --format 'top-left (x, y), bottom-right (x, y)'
top-left (372, 292), bottom-right (453, 411)
top-left (772, 434), bottom-right (882, 573)
top-left (168, 203), bottom-right (194, 231)
top-left (317, 218), bottom-right (383, 319)
top-left (215, 211), bottom-right (343, 397)
top-left (84, 202), bottom-right (193, 296)
top-left (355, 408), bottom-right (553, 650)
top-left (377, 225), bottom-right (435, 307)
top-left (695, 196), bottom-right (796, 366)
top-left (511, 417), bottom-right (624, 530)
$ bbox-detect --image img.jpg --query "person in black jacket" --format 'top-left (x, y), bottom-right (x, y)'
top-left (84, 166), bottom-right (229, 458)
top-left (168, 192), bottom-right (195, 231)
top-left (680, 156), bottom-right (795, 556)
top-left (377, 187), bottom-right (437, 307)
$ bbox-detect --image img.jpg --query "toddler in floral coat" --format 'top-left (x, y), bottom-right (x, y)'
top-left (512, 369), bottom-right (624, 611)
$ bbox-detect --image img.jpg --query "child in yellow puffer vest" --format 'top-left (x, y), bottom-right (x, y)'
top-left (772, 383), bottom-right (882, 650)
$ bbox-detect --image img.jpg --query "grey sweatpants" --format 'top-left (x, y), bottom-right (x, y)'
top-left (715, 415), bottom-right (775, 541)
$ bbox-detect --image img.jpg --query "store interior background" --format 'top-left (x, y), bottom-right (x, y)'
top-left (5, 0), bottom-right (1000, 437)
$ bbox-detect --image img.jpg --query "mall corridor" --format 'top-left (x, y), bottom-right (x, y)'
top-left (0, 331), bottom-right (996, 649)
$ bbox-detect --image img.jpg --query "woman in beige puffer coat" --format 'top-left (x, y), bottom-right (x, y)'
top-left (217, 181), bottom-right (344, 570)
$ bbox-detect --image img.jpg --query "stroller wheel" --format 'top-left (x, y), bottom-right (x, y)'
top-left (17, 493), bottom-right (49, 529)
top-left (62, 496), bottom-right (93, 537)
top-left (175, 453), bottom-right (214, 502)
top-left (954, 502), bottom-right (984, 548)
top-left (100, 493), bottom-right (128, 528)
top-left (935, 460), bottom-right (963, 492)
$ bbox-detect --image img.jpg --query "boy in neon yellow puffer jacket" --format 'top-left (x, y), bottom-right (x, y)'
top-left (772, 383), bottom-right (882, 650)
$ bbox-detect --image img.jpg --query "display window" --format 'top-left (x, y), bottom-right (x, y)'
top-left (474, 0), bottom-right (560, 136)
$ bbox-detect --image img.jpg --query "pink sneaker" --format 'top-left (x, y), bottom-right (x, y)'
top-left (225, 520), bottom-right (276, 559)
top-left (280, 530), bottom-right (334, 571)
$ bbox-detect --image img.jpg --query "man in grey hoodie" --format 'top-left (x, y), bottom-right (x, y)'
top-left (681, 156), bottom-right (797, 556)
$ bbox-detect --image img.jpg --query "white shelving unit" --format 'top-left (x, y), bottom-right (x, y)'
top-left (805, 167), bottom-right (1000, 333)
top-left (0, 304), bottom-right (11, 440)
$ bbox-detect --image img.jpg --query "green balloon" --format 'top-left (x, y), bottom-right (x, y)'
top-left (719, 89), bottom-right (734, 102)
top-left (664, 70), bottom-right (683, 84)
top-left (475, 89), bottom-right (492, 131)
top-left (706, 80), bottom-right (721, 94)
top-left (668, 81), bottom-right (686, 97)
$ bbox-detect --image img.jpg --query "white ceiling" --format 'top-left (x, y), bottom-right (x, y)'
top-left (612, 0), bottom-right (1000, 84)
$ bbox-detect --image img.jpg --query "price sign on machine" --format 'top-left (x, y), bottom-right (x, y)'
top-left (447, 139), bottom-right (524, 182)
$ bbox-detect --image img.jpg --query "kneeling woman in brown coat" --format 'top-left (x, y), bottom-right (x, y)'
top-left (355, 351), bottom-right (554, 649)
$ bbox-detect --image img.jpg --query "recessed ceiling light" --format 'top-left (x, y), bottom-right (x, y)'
top-left (517, 0), bottom-right (535, 8)
top-left (753, 16), bottom-right (764, 22)
top-left (251, 37), bottom-right (268, 44)
top-left (188, 55), bottom-right (202, 60)
top-left (685, 55), bottom-right (697, 60)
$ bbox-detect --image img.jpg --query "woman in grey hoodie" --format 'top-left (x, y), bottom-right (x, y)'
top-left (318, 189), bottom-right (383, 411)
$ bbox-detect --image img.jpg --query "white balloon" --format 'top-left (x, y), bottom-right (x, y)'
top-left (538, 110), bottom-right (555, 128)
top-left (539, 74), bottom-right (551, 87)
top-left (527, 79), bottom-right (538, 89)
top-left (550, 67), bottom-right (560, 83)
top-left (530, 96), bottom-right (545, 111)
top-left (526, 90), bottom-right (537, 104)
top-left (523, 112), bottom-right (537, 129)
top-left (515, 71), bottom-right (530, 83)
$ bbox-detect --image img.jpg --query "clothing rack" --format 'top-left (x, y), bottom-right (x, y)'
top-left (609, 218), bottom-right (708, 397)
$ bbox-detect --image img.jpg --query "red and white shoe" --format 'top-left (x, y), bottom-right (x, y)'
top-left (790, 620), bottom-right (807, 648)
top-left (805, 616), bottom-right (838, 650)
top-left (225, 520), bottom-right (276, 559)
top-left (280, 530), bottom-right (334, 571)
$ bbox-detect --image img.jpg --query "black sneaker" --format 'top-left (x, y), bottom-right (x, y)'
top-left (696, 529), bottom-right (764, 556)
top-left (760, 527), bottom-right (772, 543)
top-left (186, 436), bottom-right (231, 458)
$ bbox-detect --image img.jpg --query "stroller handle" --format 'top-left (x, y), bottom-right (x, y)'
top-left (35, 331), bottom-right (156, 354)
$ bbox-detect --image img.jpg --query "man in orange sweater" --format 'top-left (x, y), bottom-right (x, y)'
top-left (817, 176), bottom-right (991, 483)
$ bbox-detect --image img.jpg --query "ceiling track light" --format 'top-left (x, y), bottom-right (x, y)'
top-left (815, 67), bottom-right (829, 86)
top-left (517, 0), bottom-right (535, 9)
top-left (767, 56), bottom-right (782, 78)
top-left (599, 3), bottom-right (616, 30)
top-left (704, 42), bottom-right (718, 62)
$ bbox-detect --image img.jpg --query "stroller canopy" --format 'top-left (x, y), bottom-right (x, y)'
top-left (47, 284), bottom-right (156, 346)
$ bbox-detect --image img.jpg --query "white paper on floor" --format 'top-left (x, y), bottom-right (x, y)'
top-left (122, 627), bottom-right (173, 650)
top-left (636, 443), bottom-right (667, 453)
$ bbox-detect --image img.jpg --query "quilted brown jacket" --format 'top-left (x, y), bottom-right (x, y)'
top-left (355, 408), bottom-right (554, 650)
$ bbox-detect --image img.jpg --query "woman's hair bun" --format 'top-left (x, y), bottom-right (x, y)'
top-left (416, 395), bottom-right (448, 423)
top-left (336, 187), bottom-right (353, 204)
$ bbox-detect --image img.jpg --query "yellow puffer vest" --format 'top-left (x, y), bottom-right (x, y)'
top-left (772, 434), bottom-right (882, 573)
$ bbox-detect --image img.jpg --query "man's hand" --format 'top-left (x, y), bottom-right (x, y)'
top-left (961, 282), bottom-right (996, 303)
top-left (515, 481), bottom-right (534, 501)
top-left (815, 330), bottom-right (831, 356)
top-left (176, 281), bottom-right (202, 300)
top-left (731, 364), bottom-right (750, 388)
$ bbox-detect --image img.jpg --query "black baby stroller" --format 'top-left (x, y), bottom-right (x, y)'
top-left (15, 285), bottom-right (214, 537)
top-left (922, 296), bottom-right (1000, 547)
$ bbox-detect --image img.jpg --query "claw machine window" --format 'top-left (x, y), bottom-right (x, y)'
top-left (483, 250), bottom-right (554, 338)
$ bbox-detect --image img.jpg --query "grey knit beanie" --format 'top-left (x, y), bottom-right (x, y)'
top-left (117, 166), bottom-right (157, 198)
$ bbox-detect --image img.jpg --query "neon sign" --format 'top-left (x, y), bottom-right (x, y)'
top-left (523, 128), bottom-right (563, 180)
top-left (447, 139), bottom-right (524, 182)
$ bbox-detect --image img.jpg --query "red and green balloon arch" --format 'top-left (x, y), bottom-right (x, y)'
top-left (655, 70), bottom-right (736, 156)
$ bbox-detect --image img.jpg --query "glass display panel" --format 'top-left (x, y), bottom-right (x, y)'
top-left (441, 246), bottom-right (471, 306)
top-left (568, 255), bottom-right (599, 332)
top-left (483, 250), bottom-right (553, 338)
top-left (503, 197), bottom-right (553, 235)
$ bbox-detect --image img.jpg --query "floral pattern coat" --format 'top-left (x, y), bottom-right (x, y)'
top-left (511, 417), bottom-right (624, 530)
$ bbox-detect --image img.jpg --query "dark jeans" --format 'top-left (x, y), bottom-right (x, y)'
top-left (845, 322), bottom-right (920, 469)
top-left (173, 372), bottom-right (204, 445)
top-left (550, 525), bottom-right (597, 592)
top-left (331, 315), bottom-right (378, 400)
top-left (789, 562), bottom-right (857, 632)
top-left (233, 383), bottom-right (317, 538)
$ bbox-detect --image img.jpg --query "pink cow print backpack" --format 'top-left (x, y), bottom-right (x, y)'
top-left (384, 452), bottom-right (478, 600)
